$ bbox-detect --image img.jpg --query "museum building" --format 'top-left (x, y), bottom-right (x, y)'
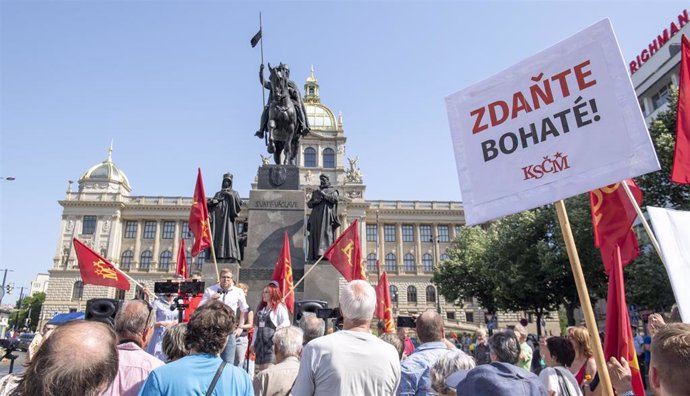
top-left (39, 67), bottom-right (560, 335)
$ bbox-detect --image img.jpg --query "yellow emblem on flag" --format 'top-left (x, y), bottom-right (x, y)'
top-left (340, 241), bottom-right (354, 267)
top-left (92, 259), bottom-right (119, 281)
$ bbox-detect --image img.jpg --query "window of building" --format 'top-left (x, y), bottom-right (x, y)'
top-left (187, 251), bottom-right (193, 269)
top-left (72, 281), bottom-right (84, 300)
top-left (455, 225), bottom-right (462, 238)
top-left (366, 224), bottom-right (378, 242)
top-left (438, 225), bottom-right (450, 242)
top-left (402, 225), bottom-right (414, 242)
top-left (407, 286), bottom-right (417, 303)
top-left (159, 251), bottom-right (172, 271)
top-left (304, 147), bottom-right (317, 167)
top-left (652, 82), bottom-right (673, 110)
top-left (82, 216), bottom-right (97, 235)
top-left (464, 296), bottom-right (474, 304)
top-left (181, 222), bottom-right (193, 239)
top-left (140, 250), bottom-right (153, 270)
top-left (404, 253), bottom-right (415, 272)
top-left (143, 221), bottom-right (157, 239)
top-left (390, 285), bottom-right (398, 304)
top-left (367, 253), bottom-right (377, 272)
top-left (426, 285), bottom-right (436, 303)
top-left (114, 289), bottom-right (125, 300)
top-left (385, 253), bottom-right (397, 272)
top-left (162, 221), bottom-right (175, 239)
top-left (440, 253), bottom-right (450, 262)
top-left (124, 221), bottom-right (137, 239)
top-left (384, 224), bottom-right (396, 242)
top-left (639, 99), bottom-right (647, 116)
top-left (322, 148), bottom-right (335, 168)
top-left (420, 225), bottom-right (432, 242)
top-left (196, 251), bottom-right (205, 271)
top-left (121, 250), bottom-right (133, 271)
top-left (465, 312), bottom-right (474, 323)
top-left (422, 253), bottom-right (433, 272)
top-left (447, 312), bottom-right (456, 320)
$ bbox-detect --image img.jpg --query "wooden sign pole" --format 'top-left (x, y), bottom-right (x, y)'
top-left (554, 200), bottom-right (613, 396)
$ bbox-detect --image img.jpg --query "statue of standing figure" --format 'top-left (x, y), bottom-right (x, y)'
top-left (207, 173), bottom-right (242, 262)
top-left (307, 174), bottom-right (340, 261)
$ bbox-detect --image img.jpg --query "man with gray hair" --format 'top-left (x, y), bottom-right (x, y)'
top-left (102, 299), bottom-right (164, 396)
top-left (252, 326), bottom-right (303, 396)
top-left (292, 280), bottom-right (401, 395)
top-left (300, 312), bottom-right (325, 345)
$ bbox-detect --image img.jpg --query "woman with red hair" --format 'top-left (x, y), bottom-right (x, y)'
top-left (251, 281), bottom-right (290, 371)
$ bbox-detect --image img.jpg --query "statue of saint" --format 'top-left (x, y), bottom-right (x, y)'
top-left (255, 63), bottom-right (311, 139)
top-left (307, 174), bottom-right (340, 261)
top-left (207, 173), bottom-right (242, 262)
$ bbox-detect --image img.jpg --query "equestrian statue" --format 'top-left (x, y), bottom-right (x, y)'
top-left (256, 63), bottom-right (310, 165)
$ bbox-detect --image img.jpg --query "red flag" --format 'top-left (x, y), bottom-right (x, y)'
top-left (672, 34), bottom-right (690, 184)
top-left (271, 231), bottom-right (295, 314)
top-left (589, 180), bottom-right (642, 273)
top-left (189, 168), bottom-right (211, 256)
top-left (375, 270), bottom-right (395, 333)
top-left (322, 219), bottom-right (366, 282)
top-left (176, 239), bottom-right (188, 279)
top-left (603, 246), bottom-right (645, 396)
top-left (73, 238), bottom-right (130, 290)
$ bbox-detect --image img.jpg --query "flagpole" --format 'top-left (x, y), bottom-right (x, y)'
top-left (283, 255), bottom-right (326, 301)
top-left (620, 181), bottom-right (665, 263)
top-left (554, 200), bottom-right (613, 396)
top-left (117, 270), bottom-right (155, 300)
top-left (258, 12), bottom-right (269, 147)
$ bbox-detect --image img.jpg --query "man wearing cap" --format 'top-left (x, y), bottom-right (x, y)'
top-left (398, 310), bottom-right (458, 395)
top-left (456, 330), bottom-right (547, 395)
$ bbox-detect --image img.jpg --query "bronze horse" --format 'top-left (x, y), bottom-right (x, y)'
top-left (266, 63), bottom-right (299, 165)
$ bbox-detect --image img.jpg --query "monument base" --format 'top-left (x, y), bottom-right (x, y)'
top-left (200, 259), bottom-right (240, 290)
top-left (302, 260), bottom-right (342, 309)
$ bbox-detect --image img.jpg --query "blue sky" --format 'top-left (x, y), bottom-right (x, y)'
top-left (0, 0), bottom-right (686, 305)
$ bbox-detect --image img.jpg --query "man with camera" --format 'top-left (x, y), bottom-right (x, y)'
top-left (200, 268), bottom-right (249, 364)
top-left (101, 299), bottom-right (164, 396)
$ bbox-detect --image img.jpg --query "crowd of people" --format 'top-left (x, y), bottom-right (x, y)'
top-left (1, 277), bottom-right (688, 396)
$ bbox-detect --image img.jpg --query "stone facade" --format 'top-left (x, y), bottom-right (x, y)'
top-left (40, 69), bottom-right (560, 336)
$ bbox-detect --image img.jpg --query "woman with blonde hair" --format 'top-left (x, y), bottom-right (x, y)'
top-left (568, 327), bottom-right (596, 395)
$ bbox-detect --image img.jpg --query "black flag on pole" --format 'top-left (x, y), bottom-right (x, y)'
top-left (250, 29), bottom-right (262, 48)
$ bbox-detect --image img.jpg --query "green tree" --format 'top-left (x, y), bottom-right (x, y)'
top-left (636, 91), bottom-right (690, 210)
top-left (9, 292), bottom-right (45, 332)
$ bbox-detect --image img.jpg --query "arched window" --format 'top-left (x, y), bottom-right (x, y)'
top-left (385, 253), bottom-right (397, 272)
top-left (323, 148), bottom-right (335, 168)
top-left (121, 250), bottom-right (133, 271)
top-left (404, 253), bottom-right (415, 272)
top-left (426, 285), bottom-right (437, 303)
top-left (440, 253), bottom-right (450, 262)
top-left (407, 285), bottom-right (418, 303)
top-left (140, 250), bottom-right (153, 270)
top-left (304, 147), bottom-right (317, 167)
top-left (367, 253), bottom-right (377, 272)
top-left (390, 285), bottom-right (399, 304)
top-left (422, 253), bottom-right (433, 272)
top-left (159, 251), bottom-right (172, 271)
top-left (72, 281), bottom-right (84, 300)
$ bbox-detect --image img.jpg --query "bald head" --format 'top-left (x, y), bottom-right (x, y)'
top-left (417, 310), bottom-right (444, 343)
top-left (16, 320), bottom-right (118, 396)
top-left (114, 300), bottom-right (152, 340)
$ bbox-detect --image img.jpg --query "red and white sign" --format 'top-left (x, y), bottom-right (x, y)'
top-left (446, 19), bottom-right (659, 226)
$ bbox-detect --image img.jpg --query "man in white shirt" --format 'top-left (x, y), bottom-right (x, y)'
top-left (199, 268), bottom-right (248, 364)
top-left (292, 280), bottom-right (401, 395)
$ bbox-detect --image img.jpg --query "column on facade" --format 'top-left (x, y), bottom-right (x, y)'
top-left (432, 223), bottom-right (439, 268)
top-left (396, 222), bottom-right (403, 274)
top-left (378, 221), bottom-right (385, 268)
top-left (107, 211), bottom-right (121, 262)
top-left (172, 221), bottom-right (181, 272)
top-left (133, 220), bottom-right (143, 269)
top-left (414, 224), bottom-right (422, 275)
top-left (152, 220), bottom-right (161, 269)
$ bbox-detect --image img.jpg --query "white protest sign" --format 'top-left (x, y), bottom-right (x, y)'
top-left (446, 19), bottom-right (659, 225)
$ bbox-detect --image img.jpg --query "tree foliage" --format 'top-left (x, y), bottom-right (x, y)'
top-left (9, 292), bottom-right (45, 332)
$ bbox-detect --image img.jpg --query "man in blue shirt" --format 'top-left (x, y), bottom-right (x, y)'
top-left (138, 300), bottom-right (253, 396)
top-left (398, 310), bottom-right (461, 395)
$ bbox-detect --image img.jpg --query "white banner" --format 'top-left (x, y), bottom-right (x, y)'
top-left (446, 19), bottom-right (659, 225)
top-left (647, 206), bottom-right (690, 323)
